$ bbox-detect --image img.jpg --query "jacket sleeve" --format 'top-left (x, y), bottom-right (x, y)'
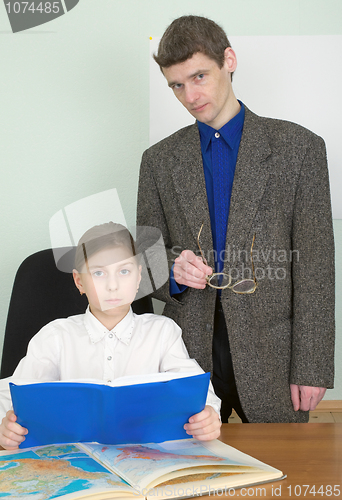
top-left (137, 148), bottom-right (183, 305)
top-left (290, 134), bottom-right (335, 388)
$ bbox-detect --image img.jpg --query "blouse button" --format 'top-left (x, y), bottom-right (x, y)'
top-left (107, 356), bottom-right (112, 361)
top-left (109, 333), bottom-right (113, 338)
top-left (215, 132), bottom-right (220, 138)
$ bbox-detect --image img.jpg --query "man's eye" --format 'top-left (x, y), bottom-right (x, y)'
top-left (173, 83), bottom-right (183, 90)
top-left (197, 74), bottom-right (204, 80)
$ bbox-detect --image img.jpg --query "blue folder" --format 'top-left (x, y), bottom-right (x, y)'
top-left (10, 373), bottom-right (210, 448)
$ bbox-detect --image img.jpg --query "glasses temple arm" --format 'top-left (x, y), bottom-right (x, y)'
top-left (250, 233), bottom-right (256, 282)
top-left (197, 223), bottom-right (209, 266)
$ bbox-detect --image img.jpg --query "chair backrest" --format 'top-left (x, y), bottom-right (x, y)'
top-left (0, 249), bottom-right (153, 378)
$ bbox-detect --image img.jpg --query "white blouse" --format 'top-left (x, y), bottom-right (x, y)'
top-left (0, 307), bottom-right (220, 419)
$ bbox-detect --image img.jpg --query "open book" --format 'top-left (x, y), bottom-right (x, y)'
top-left (0, 438), bottom-right (285, 500)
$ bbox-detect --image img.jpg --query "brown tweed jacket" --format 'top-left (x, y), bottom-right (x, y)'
top-left (137, 106), bottom-right (335, 423)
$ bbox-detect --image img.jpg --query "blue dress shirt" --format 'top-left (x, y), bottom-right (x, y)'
top-left (170, 102), bottom-right (245, 295)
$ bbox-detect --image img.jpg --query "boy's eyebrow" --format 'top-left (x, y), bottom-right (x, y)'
top-left (87, 260), bottom-right (135, 269)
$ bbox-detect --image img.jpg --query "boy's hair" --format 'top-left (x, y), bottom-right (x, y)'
top-left (153, 15), bottom-right (231, 69)
top-left (74, 222), bottom-right (137, 272)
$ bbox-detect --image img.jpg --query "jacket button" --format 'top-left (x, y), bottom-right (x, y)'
top-left (206, 323), bottom-right (212, 332)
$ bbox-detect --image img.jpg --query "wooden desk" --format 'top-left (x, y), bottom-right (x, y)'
top-left (218, 423), bottom-right (342, 499)
top-left (0, 423), bottom-right (340, 498)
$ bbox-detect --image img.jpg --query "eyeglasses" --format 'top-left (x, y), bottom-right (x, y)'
top-left (197, 223), bottom-right (257, 293)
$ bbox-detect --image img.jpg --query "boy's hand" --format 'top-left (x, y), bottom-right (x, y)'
top-left (0, 410), bottom-right (28, 450)
top-left (184, 405), bottom-right (221, 441)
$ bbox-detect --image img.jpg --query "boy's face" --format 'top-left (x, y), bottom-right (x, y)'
top-left (162, 48), bottom-right (237, 130)
top-left (73, 245), bottom-right (141, 329)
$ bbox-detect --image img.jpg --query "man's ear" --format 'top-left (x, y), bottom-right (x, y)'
top-left (73, 269), bottom-right (84, 294)
top-left (223, 47), bottom-right (237, 75)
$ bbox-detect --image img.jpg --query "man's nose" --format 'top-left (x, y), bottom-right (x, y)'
top-left (184, 85), bottom-right (199, 104)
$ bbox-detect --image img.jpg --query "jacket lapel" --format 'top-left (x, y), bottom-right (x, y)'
top-left (226, 107), bottom-right (272, 254)
top-left (171, 124), bottom-right (214, 264)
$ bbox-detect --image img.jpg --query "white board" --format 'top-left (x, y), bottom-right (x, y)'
top-left (149, 35), bottom-right (342, 219)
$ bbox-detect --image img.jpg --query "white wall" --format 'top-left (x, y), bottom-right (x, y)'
top-left (0, 0), bottom-right (341, 398)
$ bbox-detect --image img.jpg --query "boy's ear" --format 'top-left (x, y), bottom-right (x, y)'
top-left (73, 269), bottom-right (84, 295)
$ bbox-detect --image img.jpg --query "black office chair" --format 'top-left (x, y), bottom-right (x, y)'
top-left (0, 248), bottom-right (153, 378)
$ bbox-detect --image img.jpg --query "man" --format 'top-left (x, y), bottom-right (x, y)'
top-left (137, 15), bottom-right (335, 423)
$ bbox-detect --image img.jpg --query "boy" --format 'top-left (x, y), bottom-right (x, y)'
top-left (0, 222), bottom-right (221, 450)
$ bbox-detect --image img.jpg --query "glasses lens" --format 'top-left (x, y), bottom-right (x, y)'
top-left (232, 279), bottom-right (256, 294)
top-left (208, 273), bottom-right (231, 288)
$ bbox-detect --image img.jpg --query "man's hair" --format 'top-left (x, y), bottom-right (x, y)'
top-left (154, 15), bottom-right (231, 69)
top-left (74, 222), bottom-right (137, 272)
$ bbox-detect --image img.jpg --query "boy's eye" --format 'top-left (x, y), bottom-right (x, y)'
top-left (120, 269), bottom-right (130, 276)
top-left (93, 270), bottom-right (104, 277)
top-left (173, 83), bottom-right (183, 90)
top-left (196, 74), bottom-right (204, 81)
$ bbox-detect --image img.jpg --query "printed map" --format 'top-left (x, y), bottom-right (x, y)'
top-left (85, 440), bottom-right (255, 490)
top-left (0, 443), bottom-right (131, 499)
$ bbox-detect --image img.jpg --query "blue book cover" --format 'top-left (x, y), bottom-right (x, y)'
top-left (10, 373), bottom-right (210, 448)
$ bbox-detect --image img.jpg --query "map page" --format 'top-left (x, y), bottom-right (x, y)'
top-left (0, 443), bottom-right (139, 500)
top-left (82, 439), bottom-right (265, 491)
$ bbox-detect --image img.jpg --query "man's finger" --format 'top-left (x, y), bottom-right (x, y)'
top-left (175, 260), bottom-right (207, 281)
top-left (290, 384), bottom-right (300, 411)
top-left (178, 250), bottom-right (212, 274)
top-left (174, 264), bottom-right (206, 288)
top-left (298, 386), bottom-right (326, 411)
top-left (309, 387), bottom-right (326, 410)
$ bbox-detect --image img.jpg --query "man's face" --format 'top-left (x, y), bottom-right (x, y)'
top-left (162, 49), bottom-right (237, 130)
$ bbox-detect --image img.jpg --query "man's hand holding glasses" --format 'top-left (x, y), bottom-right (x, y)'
top-left (174, 249), bottom-right (213, 289)
top-left (173, 224), bottom-right (257, 294)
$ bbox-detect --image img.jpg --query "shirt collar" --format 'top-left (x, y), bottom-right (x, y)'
top-left (197, 100), bottom-right (245, 151)
top-left (84, 306), bottom-right (135, 346)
